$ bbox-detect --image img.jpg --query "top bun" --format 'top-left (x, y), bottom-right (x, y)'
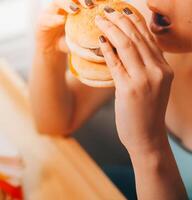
top-left (65, 0), bottom-right (143, 49)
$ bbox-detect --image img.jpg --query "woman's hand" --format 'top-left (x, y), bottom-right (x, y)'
top-left (95, 7), bottom-right (174, 155)
top-left (36, 0), bottom-right (94, 56)
top-left (95, 7), bottom-right (189, 200)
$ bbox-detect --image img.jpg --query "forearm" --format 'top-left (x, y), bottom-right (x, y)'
top-left (128, 134), bottom-right (188, 200)
top-left (30, 51), bottom-right (74, 136)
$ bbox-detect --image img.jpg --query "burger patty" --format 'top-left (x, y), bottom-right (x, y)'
top-left (90, 47), bottom-right (117, 57)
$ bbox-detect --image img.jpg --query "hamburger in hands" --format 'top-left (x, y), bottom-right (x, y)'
top-left (65, 0), bottom-right (143, 88)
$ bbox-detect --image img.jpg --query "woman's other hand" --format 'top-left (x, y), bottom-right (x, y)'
top-left (36, 0), bottom-right (95, 56)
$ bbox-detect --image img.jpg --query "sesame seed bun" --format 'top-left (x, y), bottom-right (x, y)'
top-left (65, 0), bottom-right (143, 87)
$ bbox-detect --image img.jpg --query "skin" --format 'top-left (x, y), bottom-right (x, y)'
top-left (132, 0), bottom-right (192, 150)
top-left (29, 0), bottom-right (192, 199)
top-left (95, 10), bottom-right (187, 199)
top-left (30, 0), bottom-right (114, 136)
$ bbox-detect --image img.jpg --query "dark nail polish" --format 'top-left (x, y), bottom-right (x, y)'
top-left (113, 47), bottom-right (117, 54)
top-left (104, 6), bottom-right (115, 13)
top-left (69, 4), bottom-right (79, 12)
top-left (85, 0), bottom-right (94, 7)
top-left (99, 35), bottom-right (106, 43)
top-left (123, 8), bottom-right (133, 15)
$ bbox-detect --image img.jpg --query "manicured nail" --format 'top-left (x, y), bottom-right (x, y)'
top-left (104, 6), bottom-right (115, 13)
top-left (69, 3), bottom-right (79, 12)
top-left (113, 47), bottom-right (117, 54)
top-left (123, 8), bottom-right (133, 15)
top-left (99, 35), bottom-right (106, 43)
top-left (85, 0), bottom-right (94, 7)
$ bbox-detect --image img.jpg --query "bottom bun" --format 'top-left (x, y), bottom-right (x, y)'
top-left (69, 54), bottom-right (114, 88)
top-left (68, 69), bottom-right (114, 88)
top-left (78, 76), bottom-right (114, 88)
top-left (71, 53), bottom-right (112, 81)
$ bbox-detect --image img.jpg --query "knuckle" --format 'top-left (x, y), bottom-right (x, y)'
top-left (112, 59), bottom-right (122, 68)
top-left (155, 67), bottom-right (174, 81)
top-left (130, 32), bottom-right (142, 43)
top-left (118, 38), bottom-right (132, 49)
top-left (128, 87), bottom-right (138, 97)
top-left (115, 14), bottom-right (126, 23)
top-left (155, 68), bottom-right (164, 82)
top-left (118, 87), bottom-right (130, 96)
top-left (154, 67), bottom-right (174, 84)
top-left (137, 76), bottom-right (151, 92)
top-left (118, 84), bottom-right (138, 98)
top-left (106, 22), bottom-right (114, 31)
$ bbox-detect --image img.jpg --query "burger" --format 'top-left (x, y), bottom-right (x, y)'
top-left (65, 0), bottom-right (142, 87)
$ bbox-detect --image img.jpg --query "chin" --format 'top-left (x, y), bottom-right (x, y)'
top-left (154, 34), bottom-right (192, 53)
top-left (149, 10), bottom-right (192, 53)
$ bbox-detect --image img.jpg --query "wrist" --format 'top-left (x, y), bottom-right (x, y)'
top-left (34, 48), bottom-right (68, 70)
top-left (129, 134), bottom-right (173, 172)
top-left (126, 131), bottom-right (171, 166)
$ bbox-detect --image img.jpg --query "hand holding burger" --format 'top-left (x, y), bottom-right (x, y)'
top-left (35, 0), bottom-right (95, 58)
top-left (95, 3), bottom-right (173, 155)
top-left (95, 4), bottom-right (187, 200)
top-left (65, 0), bottom-right (174, 153)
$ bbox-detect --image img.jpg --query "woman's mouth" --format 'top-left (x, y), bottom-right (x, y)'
top-left (150, 12), bottom-right (172, 35)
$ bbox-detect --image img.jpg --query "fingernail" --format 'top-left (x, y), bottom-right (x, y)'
top-left (69, 3), bottom-right (79, 12)
top-left (99, 35), bottom-right (106, 43)
top-left (104, 6), bottom-right (115, 13)
top-left (123, 8), bottom-right (133, 15)
top-left (85, 0), bottom-right (94, 7)
top-left (113, 47), bottom-right (117, 54)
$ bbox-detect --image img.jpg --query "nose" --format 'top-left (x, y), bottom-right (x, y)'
top-left (147, 0), bottom-right (159, 10)
top-left (147, 0), bottom-right (170, 11)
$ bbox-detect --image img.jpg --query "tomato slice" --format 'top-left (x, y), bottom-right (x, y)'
top-left (0, 179), bottom-right (23, 199)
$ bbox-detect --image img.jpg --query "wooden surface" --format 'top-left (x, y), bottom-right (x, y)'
top-left (0, 59), bottom-right (126, 200)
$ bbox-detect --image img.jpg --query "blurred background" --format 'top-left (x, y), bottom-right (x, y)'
top-left (0, 0), bottom-right (130, 169)
top-left (0, 0), bottom-right (48, 77)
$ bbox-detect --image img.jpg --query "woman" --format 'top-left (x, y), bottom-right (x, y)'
top-left (30, 0), bottom-right (191, 199)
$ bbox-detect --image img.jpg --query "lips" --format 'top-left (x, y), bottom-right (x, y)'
top-left (150, 12), bottom-right (171, 34)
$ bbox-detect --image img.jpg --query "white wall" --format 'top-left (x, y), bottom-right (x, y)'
top-left (0, 0), bottom-right (30, 41)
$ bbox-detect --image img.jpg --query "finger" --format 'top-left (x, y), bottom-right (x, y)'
top-left (123, 9), bottom-right (166, 63)
top-left (38, 14), bottom-right (66, 31)
top-left (78, 0), bottom-right (94, 8)
top-left (47, 0), bottom-right (79, 14)
top-left (104, 7), bottom-right (157, 67)
top-left (98, 35), bottom-right (129, 87)
top-left (95, 15), bottom-right (144, 77)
